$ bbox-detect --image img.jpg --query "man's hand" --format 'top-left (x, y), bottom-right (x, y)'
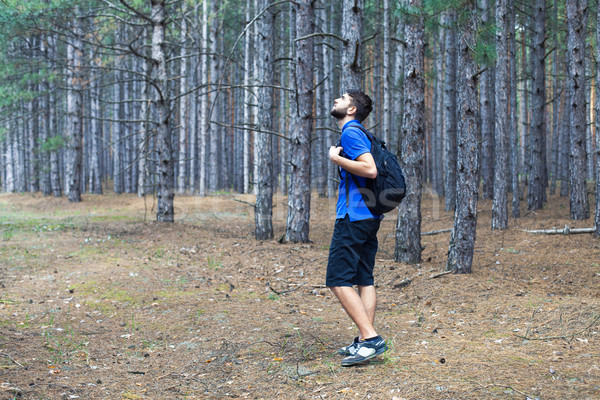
top-left (329, 146), bottom-right (343, 164)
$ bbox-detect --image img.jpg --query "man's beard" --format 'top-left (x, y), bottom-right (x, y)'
top-left (330, 106), bottom-right (347, 120)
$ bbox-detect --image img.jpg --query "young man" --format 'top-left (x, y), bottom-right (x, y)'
top-left (327, 90), bottom-right (387, 367)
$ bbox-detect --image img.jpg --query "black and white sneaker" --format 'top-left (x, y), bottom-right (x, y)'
top-left (338, 336), bottom-right (360, 356)
top-left (341, 336), bottom-right (387, 367)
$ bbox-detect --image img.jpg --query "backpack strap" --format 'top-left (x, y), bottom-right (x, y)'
top-left (343, 125), bottom-right (373, 208)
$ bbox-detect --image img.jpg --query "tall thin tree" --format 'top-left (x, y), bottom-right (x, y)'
top-left (65, 8), bottom-right (84, 202)
top-left (528, 0), bottom-right (547, 210)
top-left (395, 0), bottom-right (424, 264)
top-left (566, 0), bottom-right (590, 220)
top-left (286, 0), bottom-right (314, 243)
top-left (443, 9), bottom-right (457, 212)
top-left (492, 0), bottom-right (509, 230)
top-left (255, 0), bottom-right (275, 240)
top-left (447, 1), bottom-right (480, 274)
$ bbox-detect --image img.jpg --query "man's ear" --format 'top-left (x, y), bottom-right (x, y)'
top-left (347, 105), bottom-right (357, 117)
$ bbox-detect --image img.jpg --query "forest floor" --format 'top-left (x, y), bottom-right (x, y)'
top-left (0, 189), bottom-right (599, 400)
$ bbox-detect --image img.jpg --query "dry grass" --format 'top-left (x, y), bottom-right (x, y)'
top-left (0, 190), bottom-right (598, 399)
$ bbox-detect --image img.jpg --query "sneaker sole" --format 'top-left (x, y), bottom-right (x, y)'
top-left (340, 344), bottom-right (388, 367)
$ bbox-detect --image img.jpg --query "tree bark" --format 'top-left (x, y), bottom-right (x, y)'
top-left (479, 0), bottom-right (493, 200)
top-left (595, 1), bottom-right (600, 237)
top-left (151, 0), bottom-right (175, 222)
top-left (433, 21), bottom-right (445, 197)
top-left (395, 0), bottom-right (424, 264)
top-left (255, 0), bottom-right (275, 240)
top-left (566, 0), bottom-right (590, 220)
top-left (443, 9), bottom-right (457, 212)
top-left (208, 0), bottom-right (220, 193)
top-left (65, 10), bottom-right (84, 202)
top-left (341, 0), bottom-right (363, 91)
top-left (492, 0), bottom-right (510, 230)
top-left (89, 46), bottom-right (103, 195)
top-left (447, 2), bottom-right (480, 274)
top-left (528, 0), bottom-right (547, 211)
top-left (177, 15), bottom-right (188, 195)
top-left (509, 0), bottom-right (520, 217)
top-left (286, 0), bottom-right (314, 243)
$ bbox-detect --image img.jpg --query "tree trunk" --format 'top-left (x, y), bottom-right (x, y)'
top-left (137, 29), bottom-right (150, 197)
top-left (208, 0), bottom-right (220, 193)
top-left (39, 37), bottom-right (52, 196)
top-left (341, 0), bottom-right (363, 91)
top-left (443, 9), bottom-right (457, 212)
top-left (382, 0), bottom-right (391, 146)
top-left (255, 0), bottom-right (275, 240)
top-left (528, 0), bottom-right (547, 211)
top-left (509, 0), bottom-right (520, 217)
top-left (177, 15), bottom-right (188, 195)
top-left (596, 0), bottom-right (600, 237)
top-left (49, 35), bottom-right (62, 198)
top-left (395, 0), bottom-right (424, 264)
top-left (65, 10), bottom-right (84, 202)
top-left (89, 48), bottom-right (103, 195)
top-left (447, 2), bottom-right (480, 274)
top-left (198, 0), bottom-right (209, 196)
top-left (28, 85), bottom-right (39, 193)
top-left (151, 0), bottom-right (175, 222)
top-left (479, 0), bottom-right (493, 200)
top-left (492, 0), bottom-right (510, 230)
top-left (550, 0), bottom-right (559, 196)
top-left (286, 0), bottom-right (314, 243)
top-left (566, 0), bottom-right (590, 220)
top-left (560, 72), bottom-right (571, 198)
top-left (391, 6), bottom-right (405, 156)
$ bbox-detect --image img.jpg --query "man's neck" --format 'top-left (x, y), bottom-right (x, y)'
top-left (337, 116), bottom-right (358, 130)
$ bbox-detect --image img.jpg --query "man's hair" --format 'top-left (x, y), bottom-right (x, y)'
top-left (346, 90), bottom-right (373, 122)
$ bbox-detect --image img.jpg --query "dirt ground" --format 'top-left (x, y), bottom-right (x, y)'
top-left (0, 189), bottom-right (599, 400)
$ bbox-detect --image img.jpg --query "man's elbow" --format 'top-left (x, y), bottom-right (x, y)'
top-left (366, 168), bottom-right (378, 180)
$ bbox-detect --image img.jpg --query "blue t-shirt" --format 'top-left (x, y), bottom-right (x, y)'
top-left (335, 120), bottom-right (382, 221)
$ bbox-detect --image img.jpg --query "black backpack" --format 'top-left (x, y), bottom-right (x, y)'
top-left (346, 126), bottom-right (406, 215)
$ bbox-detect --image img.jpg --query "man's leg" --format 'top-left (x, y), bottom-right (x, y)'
top-left (357, 285), bottom-right (376, 326)
top-left (329, 286), bottom-right (378, 339)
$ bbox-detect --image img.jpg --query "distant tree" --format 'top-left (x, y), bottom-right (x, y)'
top-left (255, 0), bottom-right (275, 240)
top-left (492, 0), bottom-right (510, 230)
top-left (443, 9), bottom-right (457, 212)
top-left (595, 1), bottom-right (600, 238)
top-left (447, 0), bottom-right (480, 274)
top-left (479, 0), bottom-right (493, 201)
top-left (508, 0), bottom-right (519, 218)
top-left (566, 0), bottom-right (590, 221)
top-left (395, 0), bottom-right (424, 264)
top-left (65, 7), bottom-right (84, 203)
top-left (528, 0), bottom-right (547, 211)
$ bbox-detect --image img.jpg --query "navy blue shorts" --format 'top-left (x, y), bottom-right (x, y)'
top-left (326, 215), bottom-right (381, 287)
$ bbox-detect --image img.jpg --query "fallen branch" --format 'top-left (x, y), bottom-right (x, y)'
top-left (523, 225), bottom-right (596, 235)
top-left (232, 198), bottom-right (255, 207)
top-left (514, 314), bottom-right (600, 342)
top-left (421, 228), bottom-right (452, 236)
top-left (268, 282), bottom-right (306, 295)
top-left (0, 353), bottom-right (23, 368)
top-left (428, 270), bottom-right (453, 279)
top-left (393, 277), bottom-right (412, 289)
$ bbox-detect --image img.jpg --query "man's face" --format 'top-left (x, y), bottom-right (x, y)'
top-left (331, 94), bottom-right (354, 120)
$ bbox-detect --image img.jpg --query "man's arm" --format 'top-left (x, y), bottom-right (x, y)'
top-left (329, 146), bottom-right (377, 179)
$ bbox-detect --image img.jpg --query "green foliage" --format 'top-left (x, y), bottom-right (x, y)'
top-left (39, 135), bottom-right (66, 153)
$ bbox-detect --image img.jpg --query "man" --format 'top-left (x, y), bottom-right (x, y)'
top-left (327, 90), bottom-right (387, 367)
